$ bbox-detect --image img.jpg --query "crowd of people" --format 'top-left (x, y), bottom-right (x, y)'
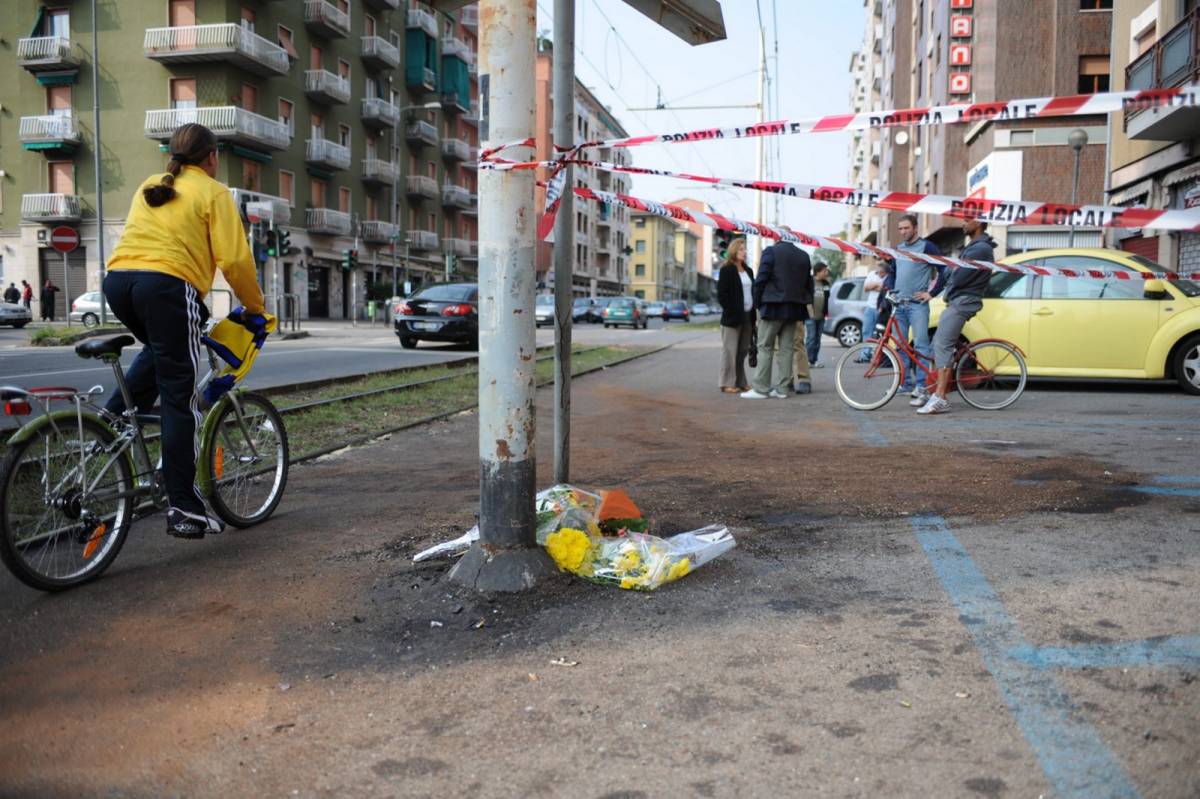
top-left (716, 213), bottom-right (996, 415)
top-left (3, 279), bottom-right (63, 321)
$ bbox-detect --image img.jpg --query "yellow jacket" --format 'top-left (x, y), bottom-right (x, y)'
top-left (109, 165), bottom-right (265, 314)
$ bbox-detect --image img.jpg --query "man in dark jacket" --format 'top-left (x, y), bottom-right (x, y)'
top-left (918, 218), bottom-right (996, 415)
top-left (3, 283), bottom-right (19, 305)
top-left (742, 235), bottom-right (814, 399)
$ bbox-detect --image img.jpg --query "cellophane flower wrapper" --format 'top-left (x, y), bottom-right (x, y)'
top-left (543, 523), bottom-right (735, 591)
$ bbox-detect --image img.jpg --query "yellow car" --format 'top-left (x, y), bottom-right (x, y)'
top-left (929, 248), bottom-right (1200, 395)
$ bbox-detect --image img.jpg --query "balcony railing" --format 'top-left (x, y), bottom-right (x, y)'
top-left (441, 89), bottom-right (470, 113)
top-left (407, 7), bottom-right (438, 39)
top-left (405, 120), bottom-right (438, 147)
top-left (229, 189), bottom-right (292, 225)
top-left (406, 175), bottom-right (438, 200)
top-left (305, 0), bottom-right (351, 38)
top-left (443, 237), bottom-right (475, 257)
top-left (21, 193), bottom-right (83, 223)
top-left (407, 65), bottom-right (437, 92)
top-left (360, 220), bottom-right (399, 243)
top-left (19, 114), bottom-right (82, 149)
top-left (17, 36), bottom-right (80, 72)
top-left (361, 97), bottom-right (400, 128)
top-left (145, 106), bottom-right (292, 150)
top-left (1125, 8), bottom-right (1200, 140)
top-left (306, 208), bottom-right (353, 236)
top-left (362, 158), bottom-right (399, 185)
top-left (304, 69), bottom-right (351, 104)
top-left (305, 138), bottom-right (352, 170)
top-left (442, 36), bottom-right (473, 64)
top-left (460, 6), bottom-right (478, 31)
top-left (442, 137), bottom-right (473, 162)
top-left (361, 35), bottom-right (400, 70)
top-left (461, 100), bottom-right (480, 128)
top-left (409, 230), bottom-right (439, 251)
top-left (143, 24), bottom-right (289, 76)
top-left (442, 183), bottom-right (474, 209)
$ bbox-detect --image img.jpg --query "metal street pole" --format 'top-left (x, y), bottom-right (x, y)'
top-left (552, 0), bottom-right (574, 485)
top-left (751, 21), bottom-right (766, 266)
top-left (449, 0), bottom-right (556, 592)
top-left (91, 0), bottom-right (107, 324)
top-left (1068, 128), bottom-right (1088, 249)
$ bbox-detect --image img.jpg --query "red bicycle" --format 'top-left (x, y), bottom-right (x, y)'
top-left (835, 294), bottom-right (1027, 411)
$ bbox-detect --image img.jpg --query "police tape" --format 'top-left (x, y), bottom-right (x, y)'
top-left (569, 186), bottom-right (1200, 283)
top-left (485, 157), bottom-right (1200, 232)
top-left (480, 85), bottom-right (1200, 163)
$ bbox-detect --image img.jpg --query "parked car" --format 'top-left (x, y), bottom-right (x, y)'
top-left (824, 277), bottom-right (870, 347)
top-left (603, 297), bottom-right (649, 329)
top-left (691, 302), bottom-right (711, 316)
top-left (572, 297), bottom-right (594, 323)
top-left (588, 297), bottom-right (613, 323)
top-left (393, 282), bottom-right (479, 349)
top-left (928, 248), bottom-right (1200, 394)
top-left (0, 301), bottom-right (32, 329)
top-left (69, 291), bottom-right (114, 328)
top-left (644, 301), bottom-right (666, 319)
top-left (535, 294), bottom-right (555, 327)
top-left (664, 300), bottom-right (690, 322)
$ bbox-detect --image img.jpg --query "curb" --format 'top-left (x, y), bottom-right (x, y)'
top-left (29, 326), bottom-right (131, 348)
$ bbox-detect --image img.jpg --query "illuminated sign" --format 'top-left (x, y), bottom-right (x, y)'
top-left (949, 1), bottom-right (974, 96)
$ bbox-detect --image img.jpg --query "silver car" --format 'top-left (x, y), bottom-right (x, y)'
top-left (535, 294), bottom-right (555, 327)
top-left (0, 301), bottom-right (32, 328)
top-left (823, 278), bottom-right (871, 347)
top-left (69, 291), bottom-right (114, 328)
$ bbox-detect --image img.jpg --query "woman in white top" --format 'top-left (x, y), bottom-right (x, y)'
top-left (715, 238), bottom-right (756, 392)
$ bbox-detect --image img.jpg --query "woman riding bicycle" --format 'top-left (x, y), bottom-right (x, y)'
top-left (103, 123), bottom-right (266, 539)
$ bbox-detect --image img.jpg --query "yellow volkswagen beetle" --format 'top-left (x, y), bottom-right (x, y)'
top-left (929, 248), bottom-right (1200, 394)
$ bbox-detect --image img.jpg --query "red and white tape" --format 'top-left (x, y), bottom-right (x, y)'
top-left (486, 157), bottom-right (1200, 233)
top-left (571, 186), bottom-right (1200, 283)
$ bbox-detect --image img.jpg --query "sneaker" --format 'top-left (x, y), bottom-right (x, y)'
top-left (917, 395), bottom-right (951, 415)
top-left (167, 507), bottom-right (225, 539)
top-left (768, 388), bottom-right (788, 399)
top-left (812, 361), bottom-right (825, 369)
top-left (909, 386), bottom-right (924, 398)
top-left (909, 390), bottom-right (930, 407)
top-left (740, 389), bottom-right (770, 399)
top-left (793, 382), bottom-right (812, 395)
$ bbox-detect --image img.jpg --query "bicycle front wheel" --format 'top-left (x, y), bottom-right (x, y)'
top-left (956, 341), bottom-right (1027, 410)
top-left (0, 416), bottom-right (134, 591)
top-left (836, 343), bottom-right (902, 411)
top-left (203, 391), bottom-right (289, 527)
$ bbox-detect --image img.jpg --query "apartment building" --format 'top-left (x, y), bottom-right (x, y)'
top-left (2, 0), bottom-right (480, 320)
top-left (846, 0), bottom-right (885, 276)
top-left (629, 211), bottom-right (695, 302)
top-left (670, 197), bottom-right (717, 301)
top-left (1106, 0), bottom-right (1200, 273)
top-left (533, 37), bottom-right (632, 298)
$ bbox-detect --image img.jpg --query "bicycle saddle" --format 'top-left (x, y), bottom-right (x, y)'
top-left (75, 334), bottom-right (135, 361)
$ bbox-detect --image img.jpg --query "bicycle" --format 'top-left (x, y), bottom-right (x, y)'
top-left (835, 292), bottom-right (1027, 412)
top-left (0, 321), bottom-right (289, 591)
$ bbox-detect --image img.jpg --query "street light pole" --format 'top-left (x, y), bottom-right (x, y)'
top-left (91, 0), bottom-right (107, 324)
top-left (552, 0), bottom-right (574, 485)
top-left (1068, 128), bottom-right (1088, 249)
top-left (449, 0), bottom-right (556, 592)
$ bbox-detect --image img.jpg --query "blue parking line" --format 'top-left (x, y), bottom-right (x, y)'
top-left (854, 415), bottom-right (889, 448)
top-left (912, 515), bottom-right (1140, 799)
top-left (1008, 636), bottom-right (1200, 671)
top-left (1132, 486), bottom-right (1200, 497)
top-left (1150, 475), bottom-right (1200, 485)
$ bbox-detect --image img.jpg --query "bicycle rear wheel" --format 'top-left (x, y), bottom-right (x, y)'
top-left (836, 343), bottom-right (902, 410)
top-left (203, 391), bottom-right (289, 527)
top-left (956, 341), bottom-right (1027, 410)
top-left (0, 416), bottom-right (134, 591)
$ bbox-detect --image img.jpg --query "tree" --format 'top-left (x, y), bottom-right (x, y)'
top-left (814, 247), bottom-right (847, 281)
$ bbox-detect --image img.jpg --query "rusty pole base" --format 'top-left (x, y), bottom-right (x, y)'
top-left (448, 543), bottom-right (559, 593)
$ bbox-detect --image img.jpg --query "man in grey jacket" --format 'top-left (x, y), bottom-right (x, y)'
top-left (742, 234), bottom-right (814, 399)
top-left (917, 218), bottom-right (995, 415)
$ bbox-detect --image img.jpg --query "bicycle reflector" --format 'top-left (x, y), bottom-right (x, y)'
top-left (4, 400), bottom-right (32, 416)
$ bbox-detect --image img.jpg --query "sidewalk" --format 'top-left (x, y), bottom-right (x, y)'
top-left (0, 335), bottom-right (1194, 798)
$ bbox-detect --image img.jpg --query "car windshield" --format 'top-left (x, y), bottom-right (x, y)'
top-left (416, 284), bottom-right (475, 302)
top-left (536, 295), bottom-right (554, 306)
top-left (573, 298), bottom-right (590, 307)
top-left (611, 299), bottom-right (634, 309)
top-left (1128, 255), bottom-right (1200, 297)
top-left (668, 301), bottom-right (686, 309)
top-left (593, 298), bottom-right (612, 308)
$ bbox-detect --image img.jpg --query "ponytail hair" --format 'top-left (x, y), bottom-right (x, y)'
top-left (143, 122), bottom-right (218, 207)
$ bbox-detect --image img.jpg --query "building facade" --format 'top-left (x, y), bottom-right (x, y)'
top-left (3, 0), bottom-right (480, 321)
top-left (629, 211), bottom-right (694, 302)
top-left (532, 38), bottom-right (632, 298)
top-left (670, 197), bottom-right (717, 301)
top-left (846, 0), bottom-right (885, 276)
top-left (1106, 0), bottom-right (1200, 272)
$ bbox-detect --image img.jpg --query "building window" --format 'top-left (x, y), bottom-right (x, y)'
top-left (277, 25), bottom-right (298, 60)
top-left (1080, 0), bottom-right (1112, 9)
top-left (169, 78), bottom-right (196, 110)
top-left (338, 187), bottom-right (351, 214)
top-left (1009, 129), bottom-right (1034, 146)
top-left (278, 98), bottom-right (294, 134)
top-left (426, 213), bottom-right (436, 231)
top-left (338, 58), bottom-right (351, 82)
top-left (338, 123), bottom-right (351, 147)
top-left (48, 161), bottom-right (74, 195)
top-left (47, 85), bottom-right (72, 116)
top-left (635, 240), bottom-right (646, 253)
top-left (364, 13), bottom-right (376, 37)
top-left (241, 160), bottom-right (260, 192)
top-left (310, 45), bottom-right (322, 71)
top-left (1079, 55), bottom-right (1110, 93)
top-left (240, 83), bottom-right (257, 112)
top-left (312, 178), bottom-right (327, 208)
top-left (240, 6), bottom-right (255, 31)
top-left (635, 264), bottom-right (645, 277)
top-left (279, 170), bottom-right (294, 206)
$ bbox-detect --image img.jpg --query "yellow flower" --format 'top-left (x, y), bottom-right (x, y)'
top-left (620, 576), bottom-right (639, 590)
top-left (545, 527), bottom-right (592, 573)
top-left (664, 557), bottom-right (691, 584)
top-left (586, 518), bottom-right (601, 537)
top-left (614, 547), bottom-right (642, 573)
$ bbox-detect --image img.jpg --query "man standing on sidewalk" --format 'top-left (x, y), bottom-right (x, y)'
top-left (4, 284), bottom-right (19, 305)
top-left (742, 233), bottom-right (814, 399)
top-left (21, 281), bottom-right (33, 311)
top-left (890, 214), bottom-right (945, 407)
top-left (806, 262), bottom-right (832, 368)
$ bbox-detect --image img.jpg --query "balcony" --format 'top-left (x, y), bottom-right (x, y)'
top-left (305, 138), bottom-right (351, 170)
top-left (361, 97), bottom-right (400, 129)
top-left (405, 120), bottom-right (438, 147)
top-left (461, 101), bottom-right (480, 128)
top-left (409, 230), bottom-right (439, 251)
top-left (17, 37), bottom-right (80, 73)
top-left (362, 158), bottom-right (399, 186)
top-left (364, 0), bottom-right (400, 9)
top-left (304, 0), bottom-right (351, 39)
top-left (304, 69), bottom-right (351, 104)
top-left (229, 189), bottom-right (292, 225)
top-left (442, 137), bottom-right (473, 162)
top-left (361, 35), bottom-right (400, 70)
top-left (306, 208), bottom-right (353, 236)
top-left (146, 106), bottom-right (291, 150)
top-left (444, 237), bottom-right (475, 258)
top-left (19, 114), bottom-right (82, 152)
top-left (21, 194), bottom-right (83, 223)
top-left (1125, 8), bottom-right (1200, 141)
top-left (361, 220), bottom-right (399, 244)
top-left (442, 36), bottom-right (472, 65)
top-left (442, 183), bottom-right (474, 210)
top-left (406, 175), bottom-right (438, 200)
top-left (460, 6), bottom-right (478, 31)
top-left (407, 7), bottom-right (438, 39)
top-left (407, 65), bottom-right (437, 92)
top-left (441, 89), bottom-right (470, 113)
top-left (143, 24), bottom-right (289, 77)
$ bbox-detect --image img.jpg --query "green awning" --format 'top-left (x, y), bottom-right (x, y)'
top-left (306, 166), bottom-right (335, 180)
top-left (30, 6), bottom-right (45, 37)
top-left (36, 71), bottom-right (78, 87)
top-left (231, 145), bottom-right (272, 164)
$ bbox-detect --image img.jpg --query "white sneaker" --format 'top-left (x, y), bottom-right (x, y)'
top-left (767, 388), bottom-right (788, 399)
top-left (909, 390), bottom-right (930, 407)
top-left (909, 386), bottom-right (924, 398)
top-left (740, 389), bottom-right (769, 399)
top-left (812, 361), bottom-right (825, 368)
top-left (917, 395), bottom-right (951, 415)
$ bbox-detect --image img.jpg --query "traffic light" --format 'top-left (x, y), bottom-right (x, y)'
top-left (341, 248), bottom-right (358, 272)
top-left (277, 228), bottom-right (292, 255)
top-left (265, 229), bottom-right (279, 257)
top-left (714, 229), bottom-right (735, 261)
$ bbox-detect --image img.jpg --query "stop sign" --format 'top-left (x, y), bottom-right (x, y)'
top-left (50, 226), bottom-right (80, 254)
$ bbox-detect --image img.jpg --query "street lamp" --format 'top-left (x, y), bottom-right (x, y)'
top-left (1068, 128), bottom-right (1089, 249)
